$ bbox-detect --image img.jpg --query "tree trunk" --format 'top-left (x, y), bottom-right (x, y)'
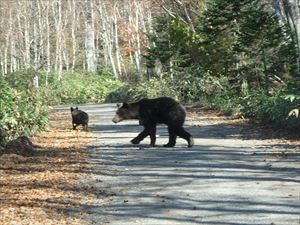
top-left (0, 50), bottom-right (4, 76)
top-left (24, 9), bottom-right (31, 69)
top-left (85, 0), bottom-right (96, 72)
top-left (290, 0), bottom-right (300, 74)
top-left (62, 32), bottom-right (69, 71)
top-left (4, 39), bottom-right (8, 75)
top-left (114, 4), bottom-right (122, 78)
top-left (71, 0), bottom-right (77, 72)
top-left (37, 0), bottom-right (44, 71)
top-left (96, 2), bottom-right (119, 79)
top-left (52, 0), bottom-right (63, 79)
top-left (9, 8), bottom-right (17, 73)
top-left (45, 1), bottom-right (51, 85)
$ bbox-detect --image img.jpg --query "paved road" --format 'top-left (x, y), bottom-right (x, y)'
top-left (64, 104), bottom-right (300, 225)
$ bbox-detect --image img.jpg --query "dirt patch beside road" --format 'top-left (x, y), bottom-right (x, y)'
top-left (187, 105), bottom-right (300, 152)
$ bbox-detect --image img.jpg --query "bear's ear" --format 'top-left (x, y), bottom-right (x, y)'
top-left (75, 107), bottom-right (78, 110)
top-left (117, 102), bottom-right (129, 108)
top-left (71, 107), bottom-right (74, 111)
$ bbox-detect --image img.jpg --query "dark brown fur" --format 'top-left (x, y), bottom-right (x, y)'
top-left (71, 107), bottom-right (89, 131)
top-left (112, 97), bottom-right (194, 147)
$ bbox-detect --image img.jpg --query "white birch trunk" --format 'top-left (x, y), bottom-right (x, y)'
top-left (0, 50), bottom-right (4, 76)
top-left (114, 5), bottom-right (122, 77)
top-left (37, 0), bottom-right (44, 70)
top-left (52, 0), bottom-right (63, 78)
top-left (133, 1), bottom-right (141, 77)
top-left (96, 2), bottom-right (118, 78)
top-left (24, 11), bottom-right (30, 68)
top-left (128, 13), bottom-right (134, 64)
top-left (86, 22), bottom-right (96, 72)
top-left (10, 38), bottom-right (17, 73)
top-left (4, 40), bottom-right (8, 75)
top-left (33, 21), bottom-right (38, 67)
top-left (104, 25), bottom-right (118, 79)
top-left (8, 8), bottom-right (17, 73)
top-left (85, 0), bottom-right (96, 72)
top-left (291, 0), bottom-right (300, 73)
top-left (45, 1), bottom-right (51, 85)
top-left (58, 0), bottom-right (63, 77)
top-left (71, 0), bottom-right (77, 72)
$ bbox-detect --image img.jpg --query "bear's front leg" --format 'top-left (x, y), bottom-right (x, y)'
top-left (131, 129), bottom-right (149, 144)
top-left (73, 123), bottom-right (78, 130)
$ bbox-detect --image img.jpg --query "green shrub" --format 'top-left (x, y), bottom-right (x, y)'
top-left (0, 77), bottom-right (48, 146)
top-left (106, 78), bottom-right (178, 102)
top-left (4, 70), bottom-right (123, 105)
top-left (4, 69), bottom-right (35, 91)
top-left (39, 71), bottom-right (123, 105)
top-left (172, 69), bottom-right (231, 103)
top-left (239, 92), bottom-right (300, 129)
top-left (105, 85), bottom-right (132, 102)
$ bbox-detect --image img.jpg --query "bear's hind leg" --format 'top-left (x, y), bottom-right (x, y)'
top-left (175, 127), bottom-right (194, 147)
top-left (83, 123), bottom-right (88, 131)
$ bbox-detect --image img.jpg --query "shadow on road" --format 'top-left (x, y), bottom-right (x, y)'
top-left (86, 121), bottom-right (300, 224)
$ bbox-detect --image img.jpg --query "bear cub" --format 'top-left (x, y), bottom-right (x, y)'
top-left (70, 107), bottom-right (89, 131)
top-left (112, 97), bottom-right (194, 147)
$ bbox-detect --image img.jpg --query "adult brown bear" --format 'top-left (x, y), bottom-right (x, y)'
top-left (112, 97), bottom-right (194, 147)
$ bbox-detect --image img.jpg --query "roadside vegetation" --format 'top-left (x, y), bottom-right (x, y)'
top-left (0, 76), bottom-right (48, 147)
top-left (109, 1), bottom-right (300, 130)
top-left (1, 0), bottom-right (299, 147)
top-left (0, 70), bottom-right (122, 147)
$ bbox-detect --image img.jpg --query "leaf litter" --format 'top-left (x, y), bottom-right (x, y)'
top-left (0, 110), bottom-right (107, 225)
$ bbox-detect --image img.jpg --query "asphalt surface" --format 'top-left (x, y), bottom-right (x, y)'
top-left (59, 103), bottom-right (300, 225)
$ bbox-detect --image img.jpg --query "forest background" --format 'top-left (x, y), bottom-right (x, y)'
top-left (0, 0), bottom-right (299, 146)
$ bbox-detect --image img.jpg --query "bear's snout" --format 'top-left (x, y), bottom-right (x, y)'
top-left (112, 115), bottom-right (121, 123)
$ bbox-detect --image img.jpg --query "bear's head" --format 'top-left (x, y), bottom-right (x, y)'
top-left (70, 107), bottom-right (79, 112)
top-left (112, 102), bottom-right (139, 123)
